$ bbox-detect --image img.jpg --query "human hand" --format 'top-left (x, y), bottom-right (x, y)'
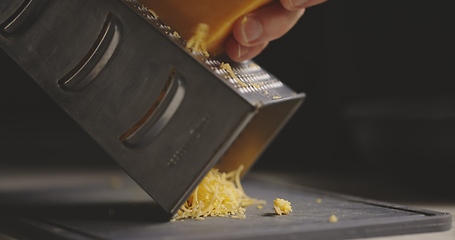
top-left (224, 0), bottom-right (327, 62)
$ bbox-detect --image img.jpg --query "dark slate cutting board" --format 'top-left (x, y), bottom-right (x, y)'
top-left (0, 169), bottom-right (451, 240)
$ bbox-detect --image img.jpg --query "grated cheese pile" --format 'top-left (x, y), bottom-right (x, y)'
top-left (172, 165), bottom-right (266, 220)
top-left (273, 198), bottom-right (292, 215)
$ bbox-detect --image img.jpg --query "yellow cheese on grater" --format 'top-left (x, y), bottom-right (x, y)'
top-left (138, 0), bottom-right (272, 56)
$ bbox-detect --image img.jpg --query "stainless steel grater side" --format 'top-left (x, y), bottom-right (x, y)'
top-left (0, 0), bottom-right (305, 219)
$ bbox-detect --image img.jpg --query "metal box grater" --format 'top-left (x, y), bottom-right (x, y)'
top-left (0, 0), bottom-right (305, 218)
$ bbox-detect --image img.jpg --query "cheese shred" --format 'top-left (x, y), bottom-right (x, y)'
top-left (186, 23), bottom-right (210, 57)
top-left (185, 23), bottom-right (252, 89)
top-left (172, 165), bottom-right (266, 220)
top-left (219, 62), bottom-right (248, 88)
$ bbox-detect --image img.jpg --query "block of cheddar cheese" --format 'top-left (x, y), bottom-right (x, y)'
top-left (138, 0), bottom-right (272, 56)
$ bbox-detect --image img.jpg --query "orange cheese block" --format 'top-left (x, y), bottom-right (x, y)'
top-left (138, 0), bottom-right (272, 56)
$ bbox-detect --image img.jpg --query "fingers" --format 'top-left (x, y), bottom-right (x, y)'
top-left (232, 1), bottom-right (305, 47)
top-left (225, 36), bottom-right (269, 62)
top-left (226, 1), bottom-right (304, 62)
top-left (280, 0), bottom-right (328, 10)
top-left (225, 0), bottom-right (328, 62)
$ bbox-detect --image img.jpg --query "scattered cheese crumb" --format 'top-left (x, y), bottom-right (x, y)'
top-left (329, 214), bottom-right (338, 223)
top-left (316, 198), bottom-right (322, 204)
top-left (273, 198), bottom-right (292, 215)
top-left (172, 165), bottom-right (266, 220)
top-left (186, 23), bottom-right (210, 57)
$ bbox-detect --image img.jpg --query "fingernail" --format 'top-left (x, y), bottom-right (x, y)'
top-left (237, 43), bottom-right (249, 59)
top-left (290, 0), bottom-right (309, 8)
top-left (241, 16), bottom-right (262, 43)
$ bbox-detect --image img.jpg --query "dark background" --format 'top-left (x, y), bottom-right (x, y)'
top-left (254, 0), bottom-right (455, 187)
top-left (1, 1), bottom-right (454, 195)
